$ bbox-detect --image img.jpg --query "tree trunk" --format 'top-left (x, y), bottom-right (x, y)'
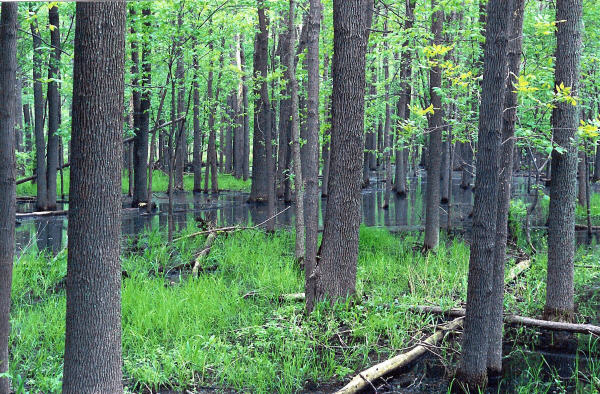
top-left (133, 7), bottom-right (151, 206)
top-left (456, 0), bottom-right (513, 389)
top-left (277, 29), bottom-right (291, 198)
top-left (46, 5), bottom-right (61, 210)
top-left (30, 9), bottom-right (47, 211)
top-left (62, 3), bottom-right (125, 392)
top-left (233, 35), bottom-right (245, 180)
top-left (545, 0), bottom-right (583, 323)
top-left (174, 13), bottom-right (185, 191)
top-left (193, 39), bottom-right (202, 192)
top-left (321, 54), bottom-right (331, 198)
top-left (382, 15), bottom-right (392, 210)
top-left (0, 4), bottom-right (17, 391)
top-left (577, 149), bottom-right (586, 206)
top-left (249, 3), bottom-right (271, 203)
top-left (288, 0), bottom-right (305, 263)
top-left (423, 5), bottom-right (444, 250)
top-left (304, 0), bottom-right (322, 279)
top-left (487, 0), bottom-right (525, 375)
top-left (306, 0), bottom-right (373, 313)
top-left (363, 63), bottom-right (377, 188)
top-left (241, 35), bottom-right (250, 182)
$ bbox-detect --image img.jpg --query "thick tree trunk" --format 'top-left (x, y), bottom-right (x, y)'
top-left (133, 7), bottom-right (151, 205)
top-left (304, 0), bottom-right (322, 279)
top-left (457, 0), bottom-right (513, 389)
top-left (0, 5), bottom-right (17, 391)
top-left (46, 5), bottom-right (61, 211)
top-left (30, 10), bottom-right (47, 211)
top-left (277, 29), bottom-right (291, 198)
top-left (321, 55), bottom-right (331, 198)
top-left (487, 0), bottom-right (525, 375)
top-left (545, 0), bottom-right (583, 323)
top-left (306, 0), bottom-right (373, 313)
top-left (423, 5), bottom-right (444, 250)
top-left (62, 3), bottom-right (126, 392)
top-left (249, 3), bottom-right (271, 203)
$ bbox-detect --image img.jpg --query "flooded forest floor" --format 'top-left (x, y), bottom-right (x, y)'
top-left (9, 171), bottom-right (600, 393)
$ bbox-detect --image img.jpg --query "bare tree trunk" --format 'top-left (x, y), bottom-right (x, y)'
top-left (233, 35), bottom-right (245, 180)
top-left (577, 149), bottom-right (586, 206)
top-left (545, 0), bottom-right (583, 323)
top-left (363, 62), bottom-right (377, 188)
top-left (304, 0), bottom-right (322, 278)
top-left (133, 7), bottom-right (151, 206)
top-left (306, 0), bottom-right (373, 313)
top-left (30, 8), bottom-right (47, 210)
top-left (457, 0), bottom-right (513, 388)
top-left (382, 14), bottom-right (392, 210)
top-left (321, 54), bottom-right (331, 198)
top-left (0, 5), bottom-right (17, 391)
top-left (423, 5), bottom-right (444, 250)
top-left (249, 3), bottom-right (271, 203)
top-left (241, 35), bottom-right (250, 182)
top-left (63, 3), bottom-right (126, 392)
top-left (288, 0), bottom-right (305, 263)
top-left (193, 39), bottom-right (202, 192)
top-left (46, 5), bottom-right (61, 210)
top-left (487, 0), bottom-right (525, 375)
top-left (277, 29), bottom-right (291, 198)
top-left (174, 13), bottom-right (185, 191)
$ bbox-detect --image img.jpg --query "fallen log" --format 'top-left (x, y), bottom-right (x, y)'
top-left (192, 232), bottom-right (217, 277)
top-left (335, 317), bottom-right (464, 394)
top-left (16, 210), bottom-right (68, 219)
top-left (412, 306), bottom-right (600, 336)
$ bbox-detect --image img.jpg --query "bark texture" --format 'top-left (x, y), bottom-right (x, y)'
top-left (306, 0), bottom-right (373, 313)
top-left (457, 0), bottom-right (513, 388)
top-left (545, 0), bottom-right (583, 322)
top-left (423, 5), bottom-right (444, 250)
top-left (62, 3), bottom-right (126, 392)
top-left (193, 39), bottom-right (202, 192)
top-left (488, 0), bottom-right (525, 375)
top-left (46, 5), bottom-right (61, 211)
top-left (0, 4), bottom-right (17, 391)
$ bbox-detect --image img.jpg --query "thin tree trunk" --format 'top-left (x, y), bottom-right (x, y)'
top-left (277, 29), bottom-right (291, 198)
top-left (133, 7), bottom-right (151, 206)
top-left (46, 5), bottom-right (61, 210)
top-left (241, 35), bottom-right (250, 182)
top-left (233, 35), bottom-right (245, 180)
top-left (306, 0), bottom-right (373, 313)
top-left (30, 8), bottom-right (47, 210)
top-left (382, 14), bottom-right (392, 210)
top-left (363, 63), bottom-right (377, 188)
top-left (63, 3), bottom-right (126, 392)
top-left (304, 0), bottom-right (322, 279)
top-left (0, 5), bottom-right (17, 391)
top-left (487, 0), bottom-right (525, 375)
top-left (423, 5), bottom-right (444, 250)
top-left (193, 39), bottom-right (202, 192)
top-left (456, 0), bottom-right (513, 388)
top-left (321, 54), bottom-right (331, 198)
top-left (545, 0), bottom-right (583, 323)
top-left (577, 149), bottom-right (586, 206)
top-left (174, 13), bottom-right (185, 191)
top-left (288, 0), bottom-right (305, 263)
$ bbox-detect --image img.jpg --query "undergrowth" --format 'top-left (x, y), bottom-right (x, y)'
top-left (8, 226), bottom-right (600, 393)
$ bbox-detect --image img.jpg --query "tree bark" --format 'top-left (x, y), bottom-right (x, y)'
top-left (321, 55), bottom-right (331, 197)
top-left (487, 0), bottom-right (525, 375)
top-left (545, 0), bottom-right (583, 323)
top-left (133, 7), bottom-right (151, 206)
top-left (193, 39), bottom-right (202, 192)
top-left (277, 29), bottom-right (291, 198)
top-left (46, 4), bottom-right (61, 210)
top-left (456, 0), bottom-right (513, 389)
top-left (174, 13), bottom-right (186, 191)
top-left (63, 3), bottom-right (126, 392)
top-left (0, 5), bottom-right (17, 391)
top-left (249, 3), bottom-right (271, 203)
top-left (288, 0), bottom-right (305, 263)
top-left (306, 0), bottom-right (373, 313)
top-left (577, 149), bottom-right (586, 206)
top-left (382, 15), bottom-right (392, 210)
top-left (241, 35), bottom-right (250, 182)
top-left (423, 5), bottom-right (444, 250)
top-left (233, 35), bottom-right (245, 180)
top-left (304, 0), bottom-right (322, 279)
top-left (30, 8), bottom-right (47, 211)
top-left (204, 30), bottom-right (219, 194)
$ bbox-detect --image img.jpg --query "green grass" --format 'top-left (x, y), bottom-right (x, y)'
top-left (8, 227), bottom-right (600, 393)
top-left (16, 169), bottom-right (250, 197)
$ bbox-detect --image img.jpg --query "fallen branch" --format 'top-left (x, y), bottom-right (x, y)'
top-left (412, 306), bottom-right (600, 336)
top-left (16, 210), bottom-right (68, 218)
top-left (505, 259), bottom-right (531, 283)
top-left (192, 232), bottom-right (217, 277)
top-left (279, 293), bottom-right (305, 302)
top-left (174, 206), bottom-right (291, 242)
top-left (335, 317), bottom-right (464, 394)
